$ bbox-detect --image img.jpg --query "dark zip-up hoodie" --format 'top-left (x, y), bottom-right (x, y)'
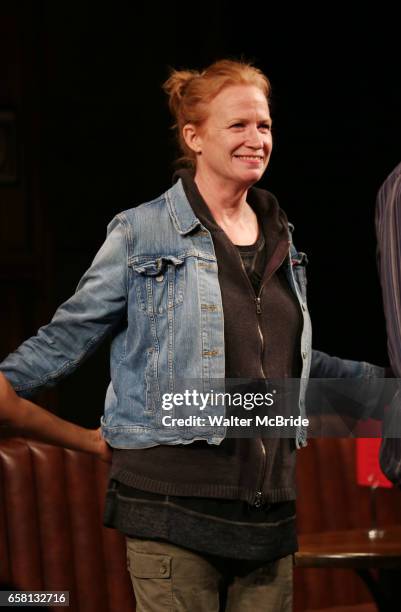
top-left (110, 170), bottom-right (302, 504)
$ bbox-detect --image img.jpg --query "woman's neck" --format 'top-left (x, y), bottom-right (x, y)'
top-left (194, 171), bottom-right (250, 226)
top-left (194, 170), bottom-right (259, 245)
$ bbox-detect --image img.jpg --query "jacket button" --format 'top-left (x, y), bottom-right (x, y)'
top-left (301, 303), bottom-right (306, 311)
top-left (160, 564), bottom-right (168, 575)
top-left (155, 274), bottom-right (164, 282)
top-left (302, 351), bottom-right (307, 360)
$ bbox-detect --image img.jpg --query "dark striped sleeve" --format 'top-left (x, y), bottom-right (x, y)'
top-left (375, 163), bottom-right (401, 377)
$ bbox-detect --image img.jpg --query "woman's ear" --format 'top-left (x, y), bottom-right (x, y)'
top-left (182, 123), bottom-right (202, 154)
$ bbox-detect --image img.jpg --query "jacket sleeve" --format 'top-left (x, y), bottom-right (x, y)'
top-left (310, 349), bottom-right (385, 379)
top-left (0, 216), bottom-right (128, 397)
top-left (308, 349), bottom-right (390, 421)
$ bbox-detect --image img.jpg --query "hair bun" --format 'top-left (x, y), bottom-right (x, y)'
top-left (163, 69), bottom-right (199, 116)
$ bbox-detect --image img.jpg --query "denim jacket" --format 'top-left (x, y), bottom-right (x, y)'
top-left (0, 179), bottom-right (384, 448)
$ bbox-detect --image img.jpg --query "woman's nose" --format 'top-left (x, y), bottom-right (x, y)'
top-left (245, 125), bottom-right (264, 148)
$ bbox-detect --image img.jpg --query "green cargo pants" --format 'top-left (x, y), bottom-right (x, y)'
top-left (126, 537), bottom-right (293, 611)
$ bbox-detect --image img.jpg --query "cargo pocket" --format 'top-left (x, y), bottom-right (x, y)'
top-left (132, 255), bottom-right (185, 316)
top-left (126, 549), bottom-right (173, 610)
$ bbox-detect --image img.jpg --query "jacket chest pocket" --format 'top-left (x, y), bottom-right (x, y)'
top-left (131, 255), bottom-right (185, 315)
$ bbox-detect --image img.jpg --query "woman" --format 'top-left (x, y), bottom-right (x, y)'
top-left (0, 60), bottom-right (384, 611)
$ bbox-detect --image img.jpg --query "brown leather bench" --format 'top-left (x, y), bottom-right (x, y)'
top-left (1, 437), bottom-right (400, 611)
top-left (0, 438), bottom-right (135, 612)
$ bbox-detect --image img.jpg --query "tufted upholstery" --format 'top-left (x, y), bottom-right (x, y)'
top-left (1, 437), bottom-right (400, 611)
top-left (0, 438), bottom-right (135, 612)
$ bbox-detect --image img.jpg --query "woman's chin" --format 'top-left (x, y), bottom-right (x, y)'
top-left (233, 168), bottom-right (265, 186)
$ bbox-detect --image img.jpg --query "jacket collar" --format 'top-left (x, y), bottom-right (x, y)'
top-left (166, 168), bottom-right (290, 242)
top-left (165, 178), bottom-right (202, 235)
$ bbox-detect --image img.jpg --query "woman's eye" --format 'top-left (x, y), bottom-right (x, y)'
top-left (230, 123), bottom-right (244, 128)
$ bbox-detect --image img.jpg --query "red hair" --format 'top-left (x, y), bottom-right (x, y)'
top-left (163, 59), bottom-right (271, 167)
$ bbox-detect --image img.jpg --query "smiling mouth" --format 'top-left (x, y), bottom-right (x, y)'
top-left (233, 155), bottom-right (264, 161)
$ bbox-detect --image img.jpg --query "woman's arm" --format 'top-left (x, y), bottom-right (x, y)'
top-left (0, 216), bottom-right (127, 397)
top-left (308, 349), bottom-right (392, 421)
top-left (310, 349), bottom-right (385, 379)
top-left (0, 372), bottom-right (111, 462)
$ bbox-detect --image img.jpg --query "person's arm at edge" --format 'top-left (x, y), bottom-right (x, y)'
top-left (0, 372), bottom-right (111, 463)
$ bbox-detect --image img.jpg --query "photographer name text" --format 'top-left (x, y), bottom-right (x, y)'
top-left (161, 415), bottom-right (309, 427)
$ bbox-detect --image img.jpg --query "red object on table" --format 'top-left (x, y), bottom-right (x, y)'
top-left (356, 437), bottom-right (393, 488)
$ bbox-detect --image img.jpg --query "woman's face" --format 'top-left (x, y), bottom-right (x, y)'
top-left (188, 84), bottom-right (272, 188)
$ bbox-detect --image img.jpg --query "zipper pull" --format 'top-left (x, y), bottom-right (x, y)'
top-left (254, 491), bottom-right (263, 508)
top-left (255, 297), bottom-right (262, 314)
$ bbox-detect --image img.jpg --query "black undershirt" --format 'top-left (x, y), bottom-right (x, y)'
top-left (103, 233), bottom-right (297, 561)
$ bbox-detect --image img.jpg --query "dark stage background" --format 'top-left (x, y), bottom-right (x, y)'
top-left (1, 2), bottom-right (400, 426)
